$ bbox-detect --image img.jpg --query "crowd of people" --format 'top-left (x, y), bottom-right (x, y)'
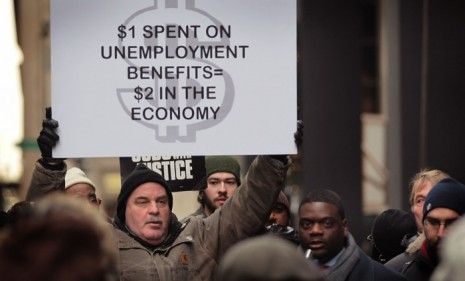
top-left (1, 112), bottom-right (464, 281)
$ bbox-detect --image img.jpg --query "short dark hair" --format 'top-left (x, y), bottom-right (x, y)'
top-left (299, 189), bottom-right (346, 220)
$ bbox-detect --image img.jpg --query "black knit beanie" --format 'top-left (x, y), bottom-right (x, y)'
top-left (423, 178), bottom-right (465, 220)
top-left (116, 163), bottom-right (173, 224)
top-left (371, 209), bottom-right (417, 260)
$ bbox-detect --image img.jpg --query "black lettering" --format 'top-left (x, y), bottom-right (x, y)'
top-left (131, 107), bottom-right (141, 120)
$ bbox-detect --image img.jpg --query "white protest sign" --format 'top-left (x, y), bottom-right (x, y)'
top-left (51, 0), bottom-right (296, 157)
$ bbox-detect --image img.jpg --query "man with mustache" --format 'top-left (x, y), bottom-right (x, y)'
top-left (298, 189), bottom-right (405, 281)
top-left (187, 156), bottom-right (241, 219)
top-left (29, 109), bottom-right (302, 280)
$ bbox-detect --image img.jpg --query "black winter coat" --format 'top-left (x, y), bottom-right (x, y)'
top-left (325, 235), bottom-right (407, 281)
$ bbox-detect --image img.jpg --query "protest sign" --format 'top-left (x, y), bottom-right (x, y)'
top-left (119, 155), bottom-right (205, 192)
top-left (51, 0), bottom-right (296, 157)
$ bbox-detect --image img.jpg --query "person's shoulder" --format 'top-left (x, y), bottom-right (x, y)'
top-left (385, 251), bottom-right (415, 272)
top-left (354, 247), bottom-right (407, 281)
top-left (371, 260), bottom-right (408, 281)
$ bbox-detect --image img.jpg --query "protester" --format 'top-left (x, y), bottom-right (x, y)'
top-left (394, 178), bottom-right (465, 281)
top-left (65, 167), bottom-right (101, 207)
top-left (27, 108), bottom-right (301, 280)
top-left (187, 155), bottom-right (241, 219)
top-left (409, 169), bottom-right (449, 233)
top-left (26, 109), bottom-right (103, 208)
top-left (386, 169), bottom-right (449, 270)
top-left (268, 191), bottom-right (291, 227)
top-left (431, 216), bottom-right (465, 281)
top-left (216, 235), bottom-right (325, 281)
top-left (298, 189), bottom-right (406, 281)
top-left (368, 209), bottom-right (417, 263)
top-left (0, 195), bottom-right (118, 281)
top-left (265, 191), bottom-right (300, 244)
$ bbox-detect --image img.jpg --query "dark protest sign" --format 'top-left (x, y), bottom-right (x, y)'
top-left (119, 156), bottom-right (205, 192)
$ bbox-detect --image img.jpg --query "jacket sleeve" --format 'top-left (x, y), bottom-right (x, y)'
top-left (26, 160), bottom-right (67, 201)
top-left (200, 155), bottom-right (289, 259)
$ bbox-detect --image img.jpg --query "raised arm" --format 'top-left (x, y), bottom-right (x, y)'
top-left (26, 108), bottom-right (67, 201)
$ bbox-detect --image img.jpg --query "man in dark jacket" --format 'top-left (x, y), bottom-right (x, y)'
top-left (28, 109), bottom-right (301, 281)
top-left (298, 189), bottom-right (406, 281)
top-left (265, 191), bottom-right (300, 244)
top-left (395, 178), bottom-right (465, 281)
top-left (385, 169), bottom-right (449, 271)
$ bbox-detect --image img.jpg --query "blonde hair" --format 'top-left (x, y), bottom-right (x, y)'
top-left (409, 169), bottom-right (449, 206)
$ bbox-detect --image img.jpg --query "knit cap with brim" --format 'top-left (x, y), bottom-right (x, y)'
top-left (423, 178), bottom-right (465, 220)
top-left (65, 167), bottom-right (96, 190)
top-left (198, 156), bottom-right (241, 189)
top-left (116, 163), bottom-right (172, 224)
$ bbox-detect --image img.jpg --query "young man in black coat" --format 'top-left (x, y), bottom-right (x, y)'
top-left (298, 189), bottom-right (406, 281)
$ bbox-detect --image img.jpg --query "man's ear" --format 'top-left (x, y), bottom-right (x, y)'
top-left (342, 218), bottom-right (349, 237)
top-left (197, 190), bottom-right (204, 203)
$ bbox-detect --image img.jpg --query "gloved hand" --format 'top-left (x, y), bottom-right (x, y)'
top-left (294, 120), bottom-right (303, 148)
top-left (37, 107), bottom-right (64, 168)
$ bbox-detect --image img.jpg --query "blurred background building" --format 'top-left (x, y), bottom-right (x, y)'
top-left (1, 0), bottom-right (464, 243)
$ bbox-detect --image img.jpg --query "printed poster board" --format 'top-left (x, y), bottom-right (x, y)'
top-left (119, 155), bottom-right (205, 192)
top-left (51, 0), bottom-right (297, 157)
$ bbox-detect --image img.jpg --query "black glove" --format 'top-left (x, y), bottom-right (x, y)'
top-left (294, 120), bottom-right (303, 148)
top-left (37, 107), bottom-right (64, 169)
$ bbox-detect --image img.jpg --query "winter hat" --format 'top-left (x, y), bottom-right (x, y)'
top-left (65, 167), bottom-right (96, 190)
top-left (276, 191), bottom-right (290, 211)
top-left (423, 178), bottom-right (465, 220)
top-left (371, 209), bottom-right (417, 261)
top-left (199, 156), bottom-right (241, 189)
top-left (116, 164), bottom-right (172, 224)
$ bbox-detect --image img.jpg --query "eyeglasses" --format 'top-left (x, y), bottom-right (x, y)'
top-left (423, 217), bottom-right (457, 230)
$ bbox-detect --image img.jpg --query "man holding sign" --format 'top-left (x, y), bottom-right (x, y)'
top-left (28, 113), bottom-right (302, 280)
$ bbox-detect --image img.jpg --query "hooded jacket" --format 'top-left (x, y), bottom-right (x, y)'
top-left (28, 156), bottom-right (288, 281)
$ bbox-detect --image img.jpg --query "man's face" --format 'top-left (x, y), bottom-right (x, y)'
top-left (65, 183), bottom-right (100, 207)
top-left (423, 207), bottom-right (459, 250)
top-left (411, 180), bottom-right (434, 232)
top-left (299, 202), bottom-right (348, 264)
top-left (204, 172), bottom-right (238, 209)
top-left (125, 182), bottom-right (170, 246)
top-left (268, 203), bottom-right (290, 227)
